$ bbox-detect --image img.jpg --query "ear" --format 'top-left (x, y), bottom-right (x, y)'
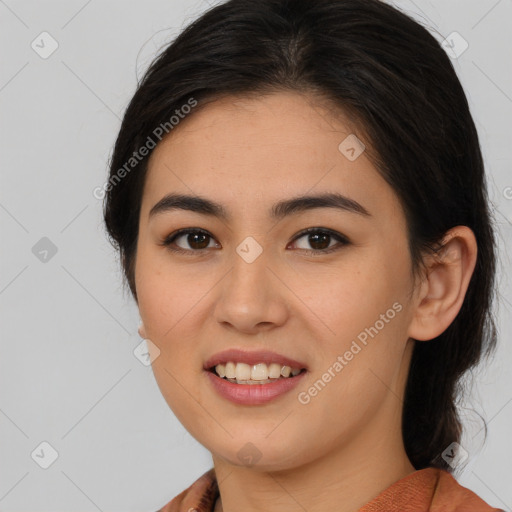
top-left (138, 321), bottom-right (147, 339)
top-left (407, 226), bottom-right (478, 342)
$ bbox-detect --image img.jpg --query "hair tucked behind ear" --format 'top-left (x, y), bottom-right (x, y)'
top-left (103, 0), bottom-right (498, 471)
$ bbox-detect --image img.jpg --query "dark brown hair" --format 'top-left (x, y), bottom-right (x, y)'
top-left (102, 0), bottom-right (498, 471)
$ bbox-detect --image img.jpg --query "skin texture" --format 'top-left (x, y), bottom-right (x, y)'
top-left (135, 91), bottom-right (478, 512)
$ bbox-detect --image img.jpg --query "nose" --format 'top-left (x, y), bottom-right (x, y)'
top-left (213, 244), bottom-right (288, 333)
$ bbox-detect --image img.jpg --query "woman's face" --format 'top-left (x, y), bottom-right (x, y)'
top-left (135, 91), bottom-right (420, 470)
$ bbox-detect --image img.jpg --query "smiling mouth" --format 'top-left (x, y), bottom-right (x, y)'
top-left (207, 362), bottom-right (307, 385)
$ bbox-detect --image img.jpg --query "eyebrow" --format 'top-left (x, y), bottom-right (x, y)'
top-left (148, 192), bottom-right (372, 221)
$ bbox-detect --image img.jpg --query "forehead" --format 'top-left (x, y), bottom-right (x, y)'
top-left (142, 91), bottom-right (404, 226)
top-left (151, 91), bottom-right (358, 159)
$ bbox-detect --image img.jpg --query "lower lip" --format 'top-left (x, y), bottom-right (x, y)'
top-left (205, 369), bottom-right (307, 405)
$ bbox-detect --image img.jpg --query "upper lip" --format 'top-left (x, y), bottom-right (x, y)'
top-left (204, 349), bottom-right (308, 371)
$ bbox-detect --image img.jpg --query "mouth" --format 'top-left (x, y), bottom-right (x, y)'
top-left (203, 348), bottom-right (309, 385)
top-left (206, 363), bottom-right (307, 385)
top-left (204, 359), bottom-right (308, 405)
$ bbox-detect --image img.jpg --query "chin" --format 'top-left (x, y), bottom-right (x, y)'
top-left (209, 435), bottom-right (308, 471)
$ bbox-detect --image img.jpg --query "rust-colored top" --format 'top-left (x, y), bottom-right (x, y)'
top-left (156, 466), bottom-right (504, 512)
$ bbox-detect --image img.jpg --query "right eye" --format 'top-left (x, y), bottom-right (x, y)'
top-left (161, 228), bottom-right (220, 254)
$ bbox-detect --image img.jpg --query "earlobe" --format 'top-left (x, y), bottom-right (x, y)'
top-left (138, 321), bottom-right (147, 339)
top-left (407, 226), bottom-right (478, 342)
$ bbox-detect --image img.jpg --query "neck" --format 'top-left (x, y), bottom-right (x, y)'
top-left (211, 417), bottom-right (416, 512)
top-left (211, 340), bottom-right (417, 512)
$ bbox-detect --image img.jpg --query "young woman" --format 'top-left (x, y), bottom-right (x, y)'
top-left (102, 0), bottom-right (504, 510)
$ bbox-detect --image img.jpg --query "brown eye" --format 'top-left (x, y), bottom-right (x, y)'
top-left (163, 228), bottom-right (219, 253)
top-left (290, 228), bottom-right (349, 255)
top-left (180, 232), bottom-right (211, 250)
top-left (162, 227), bottom-right (349, 256)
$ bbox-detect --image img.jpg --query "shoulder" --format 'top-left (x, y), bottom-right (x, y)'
top-left (155, 468), bottom-right (218, 512)
top-left (435, 469), bottom-right (504, 512)
top-left (358, 467), bottom-right (504, 512)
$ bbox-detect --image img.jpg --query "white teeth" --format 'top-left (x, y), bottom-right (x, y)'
top-left (235, 363), bottom-right (251, 381)
top-left (213, 361), bottom-right (303, 382)
top-left (216, 363), bottom-right (226, 378)
top-left (251, 363), bottom-right (268, 381)
top-left (225, 362), bottom-right (236, 379)
top-left (268, 363), bottom-right (282, 379)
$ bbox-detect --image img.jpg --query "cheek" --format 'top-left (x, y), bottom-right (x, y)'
top-left (136, 266), bottom-right (206, 424)
top-left (290, 255), bottom-right (395, 341)
top-left (135, 245), bottom-right (196, 338)
top-left (149, 358), bottom-right (211, 448)
top-left (293, 311), bottom-right (410, 447)
top-left (135, 248), bottom-right (209, 391)
top-left (294, 252), bottom-right (411, 392)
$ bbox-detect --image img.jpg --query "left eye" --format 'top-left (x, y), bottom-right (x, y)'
top-left (290, 228), bottom-right (349, 254)
top-left (161, 227), bottom-right (349, 255)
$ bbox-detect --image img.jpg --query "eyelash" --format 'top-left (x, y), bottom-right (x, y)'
top-left (161, 227), bottom-right (349, 256)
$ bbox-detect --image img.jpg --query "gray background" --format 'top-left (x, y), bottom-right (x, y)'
top-left (0, 0), bottom-right (511, 510)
